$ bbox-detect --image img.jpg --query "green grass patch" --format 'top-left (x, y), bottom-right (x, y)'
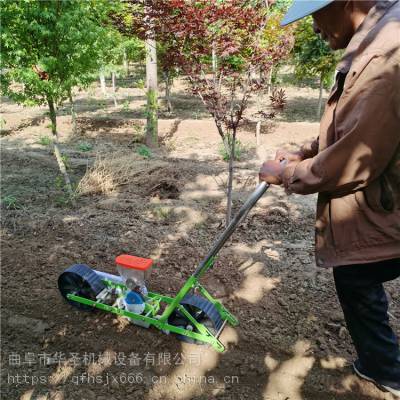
top-left (136, 144), bottom-right (152, 159)
top-left (37, 135), bottom-right (52, 146)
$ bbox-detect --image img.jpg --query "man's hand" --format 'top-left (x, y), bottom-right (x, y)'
top-left (259, 160), bottom-right (287, 185)
top-left (275, 149), bottom-right (304, 163)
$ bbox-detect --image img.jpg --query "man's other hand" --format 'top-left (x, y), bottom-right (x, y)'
top-left (275, 149), bottom-right (304, 163)
top-left (259, 160), bottom-right (286, 185)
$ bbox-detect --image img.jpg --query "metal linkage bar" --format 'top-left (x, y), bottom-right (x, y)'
top-left (193, 182), bottom-right (269, 278)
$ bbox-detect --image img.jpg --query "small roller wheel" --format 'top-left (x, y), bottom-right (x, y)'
top-left (58, 264), bottom-right (105, 311)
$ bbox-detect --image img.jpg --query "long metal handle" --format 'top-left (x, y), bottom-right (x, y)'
top-left (193, 181), bottom-right (269, 278)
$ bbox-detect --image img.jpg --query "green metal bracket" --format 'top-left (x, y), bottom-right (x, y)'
top-left (195, 283), bottom-right (238, 326)
top-left (66, 293), bottom-right (225, 352)
top-left (158, 275), bottom-right (197, 323)
top-left (194, 256), bottom-right (216, 280)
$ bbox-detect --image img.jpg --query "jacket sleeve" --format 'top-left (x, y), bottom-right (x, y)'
top-left (282, 56), bottom-right (400, 196)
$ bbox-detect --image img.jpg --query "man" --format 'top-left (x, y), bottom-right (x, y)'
top-left (259, 0), bottom-right (400, 396)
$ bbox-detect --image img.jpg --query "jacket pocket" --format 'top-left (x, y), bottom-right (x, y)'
top-left (330, 193), bottom-right (365, 249)
top-left (357, 178), bottom-right (394, 214)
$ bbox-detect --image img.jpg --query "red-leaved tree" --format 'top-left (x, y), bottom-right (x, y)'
top-left (130, 0), bottom-right (294, 225)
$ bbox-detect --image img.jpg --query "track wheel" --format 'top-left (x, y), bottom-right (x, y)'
top-left (58, 264), bottom-right (105, 311)
top-left (168, 294), bottom-right (223, 345)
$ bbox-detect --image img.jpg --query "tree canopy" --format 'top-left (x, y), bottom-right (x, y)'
top-left (1, 0), bottom-right (118, 106)
top-left (292, 17), bottom-right (341, 88)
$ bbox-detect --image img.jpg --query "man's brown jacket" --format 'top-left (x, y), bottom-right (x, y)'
top-left (282, 0), bottom-right (400, 267)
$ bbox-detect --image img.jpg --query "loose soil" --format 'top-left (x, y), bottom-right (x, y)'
top-left (1, 80), bottom-right (399, 400)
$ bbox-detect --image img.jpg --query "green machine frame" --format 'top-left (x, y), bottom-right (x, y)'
top-left (65, 182), bottom-right (269, 352)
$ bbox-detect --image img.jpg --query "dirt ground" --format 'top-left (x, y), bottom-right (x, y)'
top-left (1, 78), bottom-right (399, 400)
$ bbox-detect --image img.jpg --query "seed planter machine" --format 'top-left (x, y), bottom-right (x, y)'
top-left (58, 182), bottom-right (269, 352)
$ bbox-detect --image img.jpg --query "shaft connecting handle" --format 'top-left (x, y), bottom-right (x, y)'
top-left (194, 182), bottom-right (269, 278)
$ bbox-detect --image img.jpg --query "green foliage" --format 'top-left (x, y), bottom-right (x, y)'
top-left (122, 37), bottom-right (146, 64)
top-left (96, 100), bottom-right (107, 108)
top-left (1, 0), bottom-right (119, 107)
top-left (157, 42), bottom-right (181, 80)
top-left (219, 138), bottom-right (246, 162)
top-left (54, 175), bottom-right (76, 203)
top-left (37, 135), bottom-right (52, 146)
top-left (136, 144), bottom-right (152, 159)
top-left (54, 193), bottom-right (75, 207)
top-left (136, 79), bottom-right (146, 90)
top-left (107, 4), bottom-right (146, 76)
top-left (60, 154), bottom-right (70, 169)
top-left (0, 117), bottom-right (6, 129)
top-left (292, 17), bottom-right (341, 87)
top-left (123, 100), bottom-right (130, 112)
top-left (95, 30), bottom-right (133, 77)
top-left (54, 175), bottom-right (65, 190)
top-left (261, 9), bottom-right (294, 62)
top-left (1, 195), bottom-right (20, 210)
top-left (131, 124), bottom-right (145, 144)
top-left (152, 206), bottom-right (172, 221)
top-left (273, 0), bottom-right (292, 12)
top-left (77, 142), bottom-right (93, 152)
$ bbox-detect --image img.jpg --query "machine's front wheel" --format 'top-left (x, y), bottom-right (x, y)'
top-left (58, 264), bottom-right (105, 311)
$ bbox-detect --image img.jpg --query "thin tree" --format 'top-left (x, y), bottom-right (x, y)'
top-left (144, 1), bottom-right (158, 147)
top-left (142, 0), bottom-right (294, 225)
top-left (1, 0), bottom-right (116, 199)
top-left (158, 43), bottom-right (180, 113)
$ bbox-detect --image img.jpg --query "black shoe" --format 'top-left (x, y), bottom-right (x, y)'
top-left (353, 360), bottom-right (400, 398)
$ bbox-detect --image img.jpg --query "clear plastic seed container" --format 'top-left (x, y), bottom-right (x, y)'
top-left (115, 254), bottom-right (153, 289)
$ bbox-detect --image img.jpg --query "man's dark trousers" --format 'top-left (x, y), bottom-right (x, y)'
top-left (333, 258), bottom-right (400, 389)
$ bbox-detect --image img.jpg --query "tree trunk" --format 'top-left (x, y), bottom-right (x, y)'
top-left (256, 120), bottom-right (261, 146)
top-left (164, 71), bottom-right (173, 113)
top-left (123, 48), bottom-right (129, 77)
top-left (250, 65), bottom-right (258, 83)
top-left (145, 36), bottom-right (158, 147)
top-left (99, 69), bottom-right (106, 96)
top-left (226, 131), bottom-right (236, 227)
top-left (317, 74), bottom-right (324, 118)
top-left (68, 90), bottom-right (77, 135)
top-left (267, 66), bottom-right (273, 96)
top-left (47, 99), bottom-right (75, 202)
top-left (212, 44), bottom-right (217, 87)
top-left (111, 71), bottom-right (118, 107)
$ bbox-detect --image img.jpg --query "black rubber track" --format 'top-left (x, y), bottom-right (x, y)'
top-left (181, 294), bottom-right (224, 331)
top-left (58, 264), bottom-right (105, 310)
top-left (168, 294), bottom-right (223, 344)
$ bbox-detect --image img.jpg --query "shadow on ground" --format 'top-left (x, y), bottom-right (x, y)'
top-left (279, 96), bottom-right (327, 123)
